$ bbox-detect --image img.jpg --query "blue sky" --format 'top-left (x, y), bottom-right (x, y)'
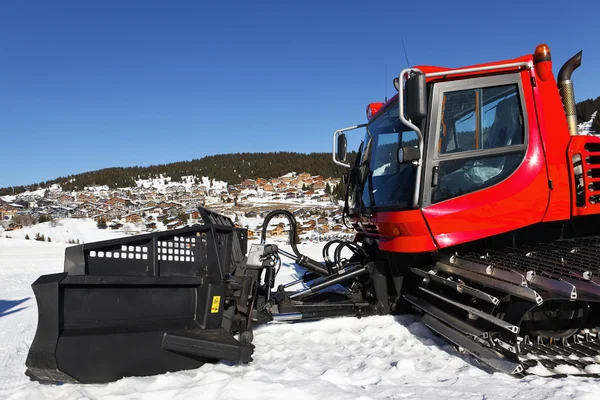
top-left (1, 0), bottom-right (598, 188)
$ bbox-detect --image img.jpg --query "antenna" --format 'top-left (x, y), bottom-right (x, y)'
top-left (384, 64), bottom-right (388, 102)
top-left (401, 37), bottom-right (410, 67)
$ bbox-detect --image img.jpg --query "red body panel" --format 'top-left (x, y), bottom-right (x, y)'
top-left (372, 210), bottom-right (438, 252)
top-left (419, 61), bottom-right (552, 249)
top-left (421, 132), bottom-right (549, 248)
top-left (530, 63), bottom-right (573, 222)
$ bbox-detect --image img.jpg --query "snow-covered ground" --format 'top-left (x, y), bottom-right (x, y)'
top-left (2, 218), bottom-right (130, 244)
top-left (2, 237), bottom-right (600, 399)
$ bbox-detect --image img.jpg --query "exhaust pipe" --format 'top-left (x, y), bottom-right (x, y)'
top-left (557, 51), bottom-right (583, 136)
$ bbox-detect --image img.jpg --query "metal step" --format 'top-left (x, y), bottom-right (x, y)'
top-left (411, 267), bottom-right (500, 305)
top-left (435, 261), bottom-right (543, 304)
top-left (421, 314), bottom-right (523, 375)
top-left (418, 286), bottom-right (520, 334)
top-left (403, 293), bottom-right (487, 339)
top-left (449, 256), bottom-right (528, 286)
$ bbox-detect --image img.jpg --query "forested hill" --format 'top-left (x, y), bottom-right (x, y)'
top-left (577, 96), bottom-right (600, 132)
top-left (0, 152), bottom-right (356, 195)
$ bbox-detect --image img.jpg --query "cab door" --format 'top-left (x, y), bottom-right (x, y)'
top-left (421, 73), bottom-right (549, 249)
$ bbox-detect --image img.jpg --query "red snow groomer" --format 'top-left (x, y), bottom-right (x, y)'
top-left (26, 44), bottom-right (600, 383)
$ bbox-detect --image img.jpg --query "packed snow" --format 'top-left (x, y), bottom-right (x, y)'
top-left (2, 235), bottom-right (600, 399)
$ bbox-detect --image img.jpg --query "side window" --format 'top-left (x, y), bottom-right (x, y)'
top-left (438, 84), bottom-right (523, 154)
top-left (432, 83), bottom-right (526, 204)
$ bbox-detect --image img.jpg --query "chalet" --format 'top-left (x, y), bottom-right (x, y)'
top-left (58, 194), bottom-right (74, 203)
top-left (247, 229), bottom-right (256, 238)
top-left (106, 209), bottom-right (123, 220)
top-left (167, 220), bottom-right (184, 230)
top-left (77, 193), bottom-right (97, 203)
top-left (146, 222), bottom-right (157, 230)
top-left (0, 203), bottom-right (22, 219)
top-left (292, 208), bottom-right (306, 217)
top-left (109, 222), bottom-right (123, 230)
top-left (106, 197), bottom-right (131, 207)
top-left (255, 178), bottom-right (267, 187)
top-left (125, 213), bottom-right (141, 223)
top-left (189, 210), bottom-right (200, 220)
top-left (312, 181), bottom-right (326, 190)
top-left (317, 217), bottom-right (328, 225)
top-left (270, 225), bottom-right (286, 237)
top-left (318, 226), bottom-right (330, 234)
top-left (240, 179), bottom-right (256, 189)
top-left (301, 224), bottom-right (314, 232)
top-left (276, 182), bottom-right (287, 191)
top-left (263, 184), bottom-right (275, 192)
top-left (71, 210), bottom-right (89, 219)
top-left (92, 213), bottom-right (108, 222)
top-left (49, 205), bottom-right (71, 219)
top-left (332, 224), bottom-right (343, 232)
top-left (298, 172), bottom-right (311, 180)
top-left (6, 222), bottom-right (23, 231)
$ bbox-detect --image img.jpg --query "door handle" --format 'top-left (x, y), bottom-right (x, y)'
top-left (432, 166), bottom-right (439, 187)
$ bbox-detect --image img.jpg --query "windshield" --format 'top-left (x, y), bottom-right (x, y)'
top-left (350, 102), bottom-right (418, 211)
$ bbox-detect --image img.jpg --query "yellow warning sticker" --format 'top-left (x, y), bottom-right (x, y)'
top-left (211, 296), bottom-right (221, 313)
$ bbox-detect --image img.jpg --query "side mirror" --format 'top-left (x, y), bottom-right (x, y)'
top-left (336, 133), bottom-right (347, 162)
top-left (398, 147), bottom-right (420, 164)
top-left (405, 73), bottom-right (427, 121)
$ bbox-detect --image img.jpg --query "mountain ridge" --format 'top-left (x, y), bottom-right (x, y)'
top-left (1, 152), bottom-right (354, 196)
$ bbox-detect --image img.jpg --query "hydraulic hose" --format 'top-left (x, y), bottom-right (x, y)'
top-left (260, 210), bottom-right (329, 276)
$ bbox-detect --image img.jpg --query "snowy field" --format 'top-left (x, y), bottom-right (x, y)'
top-left (2, 238), bottom-right (600, 399)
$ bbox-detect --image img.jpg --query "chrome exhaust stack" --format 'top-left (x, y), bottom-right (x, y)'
top-left (557, 51), bottom-right (583, 136)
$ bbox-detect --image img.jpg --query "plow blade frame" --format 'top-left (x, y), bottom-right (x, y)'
top-left (25, 208), bottom-right (252, 384)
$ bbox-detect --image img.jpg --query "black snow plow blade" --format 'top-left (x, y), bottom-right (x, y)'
top-left (26, 208), bottom-right (254, 384)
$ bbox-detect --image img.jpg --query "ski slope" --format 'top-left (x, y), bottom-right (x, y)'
top-left (2, 238), bottom-right (600, 399)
